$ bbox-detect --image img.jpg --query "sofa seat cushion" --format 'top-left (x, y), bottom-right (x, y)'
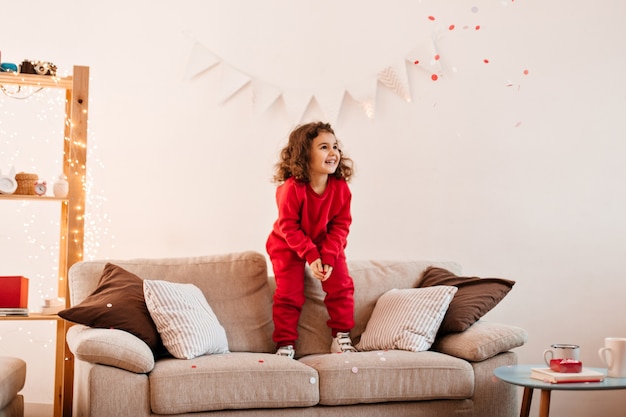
top-left (299, 350), bottom-right (473, 406)
top-left (148, 352), bottom-right (319, 414)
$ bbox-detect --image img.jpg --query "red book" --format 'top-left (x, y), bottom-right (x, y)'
top-left (0, 276), bottom-right (29, 308)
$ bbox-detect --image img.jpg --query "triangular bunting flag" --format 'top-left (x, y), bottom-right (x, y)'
top-left (281, 90), bottom-right (313, 123)
top-left (346, 77), bottom-right (378, 119)
top-left (186, 42), bottom-right (221, 79)
top-left (217, 63), bottom-right (252, 103)
top-left (251, 79), bottom-right (282, 114)
top-left (377, 66), bottom-right (411, 103)
top-left (314, 88), bottom-right (346, 124)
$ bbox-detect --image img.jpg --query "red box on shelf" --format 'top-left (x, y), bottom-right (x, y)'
top-left (0, 276), bottom-right (29, 308)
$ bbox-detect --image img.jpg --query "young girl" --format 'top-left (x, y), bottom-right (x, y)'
top-left (266, 121), bottom-right (356, 358)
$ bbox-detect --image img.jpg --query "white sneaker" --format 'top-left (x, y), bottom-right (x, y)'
top-left (330, 332), bottom-right (357, 353)
top-left (276, 345), bottom-right (295, 359)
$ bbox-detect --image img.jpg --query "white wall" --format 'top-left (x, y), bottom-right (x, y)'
top-left (1, 1), bottom-right (625, 415)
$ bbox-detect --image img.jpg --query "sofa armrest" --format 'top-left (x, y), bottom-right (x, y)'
top-left (66, 325), bottom-right (155, 373)
top-left (431, 321), bottom-right (528, 362)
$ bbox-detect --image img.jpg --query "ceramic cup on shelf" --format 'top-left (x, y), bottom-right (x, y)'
top-left (543, 343), bottom-right (580, 366)
top-left (53, 174), bottom-right (69, 198)
top-left (598, 337), bottom-right (626, 378)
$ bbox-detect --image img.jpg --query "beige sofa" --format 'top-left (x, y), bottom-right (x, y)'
top-left (65, 251), bottom-right (527, 417)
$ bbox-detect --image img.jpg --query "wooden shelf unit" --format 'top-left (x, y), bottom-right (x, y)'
top-left (0, 65), bottom-right (89, 417)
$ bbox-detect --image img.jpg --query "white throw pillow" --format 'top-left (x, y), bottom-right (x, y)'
top-left (143, 280), bottom-right (230, 359)
top-left (356, 286), bottom-right (458, 352)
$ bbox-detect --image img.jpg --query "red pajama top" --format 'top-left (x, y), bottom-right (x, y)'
top-left (267, 176), bottom-right (352, 268)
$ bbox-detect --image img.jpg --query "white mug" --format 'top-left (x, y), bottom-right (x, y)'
top-left (598, 337), bottom-right (626, 378)
top-left (544, 343), bottom-right (580, 366)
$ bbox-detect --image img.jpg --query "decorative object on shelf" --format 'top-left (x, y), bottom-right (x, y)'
top-left (34, 180), bottom-right (47, 196)
top-left (19, 59), bottom-right (57, 76)
top-left (0, 167), bottom-right (18, 194)
top-left (0, 276), bottom-right (29, 309)
top-left (42, 297), bottom-right (66, 315)
top-left (53, 174), bottom-right (69, 197)
top-left (0, 62), bottom-right (18, 73)
top-left (14, 172), bottom-right (38, 195)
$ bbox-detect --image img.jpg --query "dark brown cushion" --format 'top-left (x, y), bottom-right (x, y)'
top-left (59, 263), bottom-right (163, 352)
top-left (417, 267), bottom-right (515, 335)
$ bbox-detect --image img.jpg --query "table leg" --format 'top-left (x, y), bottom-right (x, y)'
top-left (520, 387), bottom-right (533, 417)
top-left (539, 389), bottom-right (551, 417)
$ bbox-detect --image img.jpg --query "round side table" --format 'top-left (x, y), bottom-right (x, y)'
top-left (494, 365), bottom-right (626, 417)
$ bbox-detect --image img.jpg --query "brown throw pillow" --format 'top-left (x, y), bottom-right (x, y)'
top-left (59, 263), bottom-right (163, 352)
top-left (417, 267), bottom-right (515, 335)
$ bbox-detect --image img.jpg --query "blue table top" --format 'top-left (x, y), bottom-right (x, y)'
top-left (494, 364), bottom-right (626, 391)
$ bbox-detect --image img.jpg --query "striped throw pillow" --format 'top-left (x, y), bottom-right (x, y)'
top-left (143, 280), bottom-right (230, 359)
top-left (356, 286), bottom-right (458, 352)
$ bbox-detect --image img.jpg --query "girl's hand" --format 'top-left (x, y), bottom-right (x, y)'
top-left (322, 265), bottom-right (333, 281)
top-left (310, 259), bottom-right (325, 281)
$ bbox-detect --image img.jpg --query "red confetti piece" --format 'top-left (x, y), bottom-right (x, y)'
top-left (449, 24), bottom-right (455, 30)
top-left (434, 54), bottom-right (440, 61)
top-left (191, 365), bottom-right (197, 368)
top-left (523, 69), bottom-right (529, 75)
top-left (431, 74), bottom-right (439, 81)
top-left (428, 15), bottom-right (435, 21)
top-left (483, 59), bottom-right (490, 64)
top-left (258, 360), bottom-right (265, 363)
top-left (414, 60), bottom-right (420, 65)
top-left (475, 25), bottom-right (481, 30)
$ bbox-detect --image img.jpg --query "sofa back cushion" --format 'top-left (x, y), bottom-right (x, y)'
top-left (294, 259), bottom-right (461, 357)
top-left (68, 251), bottom-right (275, 353)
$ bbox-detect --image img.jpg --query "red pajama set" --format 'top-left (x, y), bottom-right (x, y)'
top-left (266, 176), bottom-right (355, 348)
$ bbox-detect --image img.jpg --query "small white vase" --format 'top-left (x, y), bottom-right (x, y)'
top-left (53, 174), bottom-right (69, 198)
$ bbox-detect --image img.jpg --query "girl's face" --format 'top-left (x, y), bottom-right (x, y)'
top-left (308, 131), bottom-right (340, 177)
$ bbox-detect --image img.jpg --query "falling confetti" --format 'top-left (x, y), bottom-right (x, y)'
top-left (449, 24), bottom-right (456, 30)
top-left (191, 365), bottom-right (197, 369)
top-left (428, 15), bottom-right (435, 21)
top-left (483, 59), bottom-right (490, 64)
top-left (431, 74), bottom-right (439, 81)
top-left (414, 60), bottom-right (420, 65)
top-left (523, 69), bottom-right (529, 75)
top-left (475, 25), bottom-right (481, 30)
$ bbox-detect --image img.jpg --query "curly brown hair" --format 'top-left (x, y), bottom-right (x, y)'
top-left (273, 122), bottom-right (354, 183)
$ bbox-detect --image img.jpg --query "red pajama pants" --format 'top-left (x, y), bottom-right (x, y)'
top-left (269, 247), bottom-right (355, 347)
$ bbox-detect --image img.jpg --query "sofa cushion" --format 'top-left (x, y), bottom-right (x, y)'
top-left (356, 286), bottom-right (457, 352)
top-left (296, 260), bottom-right (462, 358)
top-left (299, 350), bottom-right (473, 406)
top-left (0, 357), bottom-right (26, 410)
top-left (144, 280), bottom-right (229, 359)
top-left (149, 352), bottom-right (319, 413)
top-left (59, 263), bottom-right (163, 352)
top-left (417, 267), bottom-right (515, 334)
top-left (66, 325), bottom-right (155, 373)
top-left (432, 321), bottom-right (529, 362)
top-left (68, 251), bottom-right (275, 354)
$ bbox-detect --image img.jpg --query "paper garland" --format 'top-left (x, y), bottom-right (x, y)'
top-left (185, 40), bottom-right (415, 123)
